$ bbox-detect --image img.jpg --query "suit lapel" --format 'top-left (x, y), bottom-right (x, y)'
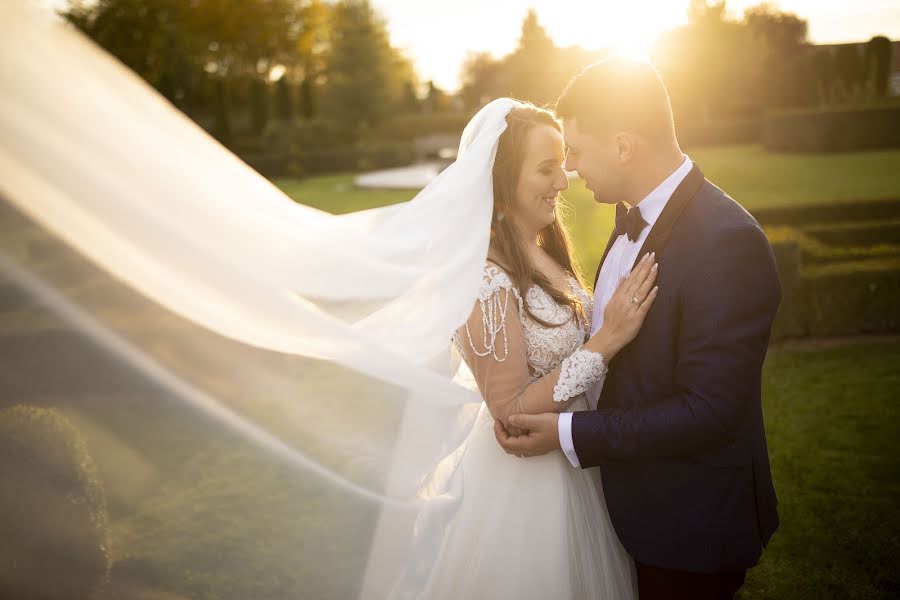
top-left (631, 164), bottom-right (705, 271)
top-left (591, 163), bottom-right (706, 290)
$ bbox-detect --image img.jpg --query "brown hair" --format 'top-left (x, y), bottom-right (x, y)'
top-left (488, 102), bottom-right (589, 329)
top-left (555, 56), bottom-right (676, 143)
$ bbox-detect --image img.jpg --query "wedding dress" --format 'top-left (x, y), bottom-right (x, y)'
top-left (420, 263), bottom-right (638, 599)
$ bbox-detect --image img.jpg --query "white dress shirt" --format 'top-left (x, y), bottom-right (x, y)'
top-left (558, 155), bottom-right (694, 468)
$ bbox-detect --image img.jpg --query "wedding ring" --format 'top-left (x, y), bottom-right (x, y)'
top-left (630, 296), bottom-right (640, 305)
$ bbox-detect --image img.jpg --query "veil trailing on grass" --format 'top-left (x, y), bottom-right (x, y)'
top-left (0, 2), bottom-right (518, 598)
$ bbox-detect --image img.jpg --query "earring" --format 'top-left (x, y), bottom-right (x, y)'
top-left (496, 211), bottom-right (505, 222)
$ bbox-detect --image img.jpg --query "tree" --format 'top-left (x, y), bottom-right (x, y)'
top-left (504, 9), bottom-right (564, 105)
top-left (403, 80), bottom-right (422, 113)
top-left (276, 75), bottom-right (294, 121)
top-left (743, 3), bottom-right (810, 108)
top-left (250, 79), bottom-right (270, 134)
top-left (834, 44), bottom-right (864, 100)
top-left (423, 81), bottom-right (449, 113)
top-left (459, 52), bottom-right (503, 111)
top-left (864, 36), bottom-right (892, 100)
top-left (63, 0), bottom-right (195, 110)
top-left (653, 1), bottom-right (756, 123)
top-left (62, 0), bottom-right (326, 122)
top-left (320, 0), bottom-right (414, 128)
top-left (213, 77), bottom-right (232, 145)
top-left (744, 3), bottom-right (807, 57)
top-left (811, 48), bottom-right (837, 105)
top-left (298, 77), bottom-right (317, 119)
top-left (291, 0), bottom-right (331, 121)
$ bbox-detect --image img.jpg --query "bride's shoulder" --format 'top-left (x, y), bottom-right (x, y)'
top-left (479, 260), bottom-right (522, 303)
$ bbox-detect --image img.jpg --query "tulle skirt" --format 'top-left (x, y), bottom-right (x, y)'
top-left (420, 399), bottom-right (638, 599)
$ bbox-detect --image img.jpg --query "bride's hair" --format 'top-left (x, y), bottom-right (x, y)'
top-left (488, 102), bottom-right (589, 329)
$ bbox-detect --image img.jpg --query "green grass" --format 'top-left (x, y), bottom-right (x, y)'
top-left (274, 173), bottom-right (418, 214)
top-left (738, 338), bottom-right (900, 599)
top-left (686, 144), bottom-right (900, 208)
top-left (274, 144), bottom-right (900, 280)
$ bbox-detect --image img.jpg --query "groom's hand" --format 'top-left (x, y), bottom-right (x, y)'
top-left (493, 413), bottom-right (560, 458)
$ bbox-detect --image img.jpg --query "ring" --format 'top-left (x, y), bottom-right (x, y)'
top-left (630, 296), bottom-right (640, 305)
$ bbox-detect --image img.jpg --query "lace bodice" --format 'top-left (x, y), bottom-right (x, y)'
top-left (453, 262), bottom-right (607, 413)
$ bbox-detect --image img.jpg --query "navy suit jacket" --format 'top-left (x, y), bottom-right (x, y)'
top-left (573, 164), bottom-right (781, 573)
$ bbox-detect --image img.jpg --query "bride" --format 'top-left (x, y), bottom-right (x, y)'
top-left (420, 103), bottom-right (658, 599)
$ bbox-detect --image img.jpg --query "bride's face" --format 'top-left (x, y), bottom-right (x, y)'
top-left (513, 124), bottom-right (569, 233)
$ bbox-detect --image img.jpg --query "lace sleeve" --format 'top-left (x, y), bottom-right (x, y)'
top-left (552, 348), bottom-right (607, 402)
top-left (453, 264), bottom-right (607, 425)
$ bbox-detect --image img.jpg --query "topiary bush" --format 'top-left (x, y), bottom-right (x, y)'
top-left (0, 405), bottom-right (111, 599)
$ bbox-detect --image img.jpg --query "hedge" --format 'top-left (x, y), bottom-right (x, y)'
top-left (767, 225), bottom-right (900, 265)
top-left (679, 117), bottom-right (761, 147)
top-left (770, 231), bottom-right (900, 339)
top-left (762, 105), bottom-right (900, 152)
top-left (751, 198), bottom-right (900, 228)
top-left (803, 221), bottom-right (900, 247)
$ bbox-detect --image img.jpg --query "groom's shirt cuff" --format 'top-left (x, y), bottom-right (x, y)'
top-left (558, 412), bottom-right (581, 468)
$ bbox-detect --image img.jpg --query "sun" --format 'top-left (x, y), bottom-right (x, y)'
top-left (536, 1), bottom-right (688, 56)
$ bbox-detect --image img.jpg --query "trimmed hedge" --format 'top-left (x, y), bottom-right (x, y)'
top-left (771, 255), bottom-right (900, 339)
top-left (679, 118), bottom-right (761, 147)
top-left (372, 112), bottom-right (472, 142)
top-left (804, 220), bottom-right (900, 247)
top-left (767, 225), bottom-right (900, 266)
top-left (769, 219), bottom-right (900, 339)
top-left (293, 141), bottom-right (415, 175)
top-left (751, 198), bottom-right (900, 228)
top-left (235, 117), bottom-right (417, 177)
top-left (763, 194), bottom-right (900, 340)
top-left (0, 405), bottom-right (110, 599)
top-left (762, 105), bottom-right (900, 152)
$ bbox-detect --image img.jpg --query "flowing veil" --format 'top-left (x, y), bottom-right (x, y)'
top-left (0, 1), bottom-right (520, 597)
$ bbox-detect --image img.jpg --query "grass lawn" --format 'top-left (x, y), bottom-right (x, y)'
top-left (739, 338), bottom-right (900, 599)
top-left (274, 144), bottom-right (900, 280)
top-left (686, 144), bottom-right (900, 208)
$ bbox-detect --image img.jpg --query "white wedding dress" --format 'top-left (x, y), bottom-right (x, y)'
top-left (420, 263), bottom-right (638, 599)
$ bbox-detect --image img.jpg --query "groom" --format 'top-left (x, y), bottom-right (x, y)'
top-left (495, 57), bottom-right (781, 599)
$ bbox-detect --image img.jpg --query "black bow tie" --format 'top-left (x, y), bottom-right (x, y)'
top-left (614, 202), bottom-right (648, 242)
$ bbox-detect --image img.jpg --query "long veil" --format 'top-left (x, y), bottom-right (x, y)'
top-left (0, 2), bottom-right (518, 598)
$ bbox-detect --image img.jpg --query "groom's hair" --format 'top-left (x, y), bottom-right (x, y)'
top-left (555, 56), bottom-right (676, 143)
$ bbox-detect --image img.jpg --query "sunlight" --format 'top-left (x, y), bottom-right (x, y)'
top-left (539, 1), bottom-right (687, 56)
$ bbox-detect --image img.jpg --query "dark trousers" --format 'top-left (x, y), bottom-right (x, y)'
top-left (635, 561), bottom-right (747, 600)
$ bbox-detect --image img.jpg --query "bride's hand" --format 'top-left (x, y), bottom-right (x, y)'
top-left (587, 252), bottom-right (659, 358)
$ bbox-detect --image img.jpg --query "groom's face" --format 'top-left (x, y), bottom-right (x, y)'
top-left (562, 117), bottom-right (623, 205)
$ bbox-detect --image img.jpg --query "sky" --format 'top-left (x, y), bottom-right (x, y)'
top-left (36, 0), bottom-right (900, 92)
top-left (373, 0), bottom-right (900, 90)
